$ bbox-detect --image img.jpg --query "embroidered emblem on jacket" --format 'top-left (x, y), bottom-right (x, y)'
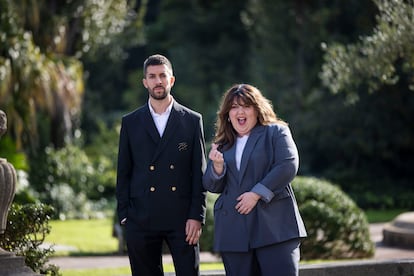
top-left (178, 142), bottom-right (188, 151)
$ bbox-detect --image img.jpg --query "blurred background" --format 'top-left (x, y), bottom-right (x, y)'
top-left (1, 0), bottom-right (413, 237)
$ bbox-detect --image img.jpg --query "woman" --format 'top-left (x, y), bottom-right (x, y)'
top-left (203, 84), bottom-right (307, 276)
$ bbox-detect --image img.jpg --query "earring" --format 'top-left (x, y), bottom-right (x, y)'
top-left (227, 117), bottom-right (230, 122)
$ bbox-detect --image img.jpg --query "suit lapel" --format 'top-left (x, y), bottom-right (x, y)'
top-left (140, 104), bottom-right (161, 143)
top-left (150, 102), bottom-right (180, 162)
top-left (238, 125), bottom-right (264, 183)
top-left (225, 144), bottom-right (237, 174)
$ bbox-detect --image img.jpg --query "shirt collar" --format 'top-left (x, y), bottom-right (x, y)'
top-left (148, 97), bottom-right (174, 116)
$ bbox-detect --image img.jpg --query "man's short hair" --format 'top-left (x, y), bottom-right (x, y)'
top-left (143, 54), bottom-right (173, 76)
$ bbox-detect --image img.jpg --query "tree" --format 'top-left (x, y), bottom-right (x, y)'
top-left (315, 0), bottom-right (414, 207)
top-left (0, 0), bottom-right (142, 152)
top-left (244, 0), bottom-right (377, 174)
top-left (0, 0), bottom-right (82, 151)
top-left (321, 0), bottom-right (414, 98)
top-left (143, 0), bottom-right (251, 138)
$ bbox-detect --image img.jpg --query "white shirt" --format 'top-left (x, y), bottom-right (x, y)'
top-left (235, 135), bottom-right (249, 170)
top-left (148, 99), bottom-right (173, 137)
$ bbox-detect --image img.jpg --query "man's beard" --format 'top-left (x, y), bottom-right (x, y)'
top-left (149, 86), bottom-right (169, 100)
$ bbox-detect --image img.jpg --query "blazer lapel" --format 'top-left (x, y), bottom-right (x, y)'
top-left (224, 144), bottom-right (237, 174)
top-left (238, 125), bottom-right (265, 183)
top-left (140, 104), bottom-right (161, 143)
top-left (150, 102), bottom-right (180, 162)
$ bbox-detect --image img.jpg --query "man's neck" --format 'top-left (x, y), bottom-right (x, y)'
top-left (149, 95), bottom-right (173, 114)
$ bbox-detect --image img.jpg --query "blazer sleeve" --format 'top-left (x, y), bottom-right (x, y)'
top-left (203, 161), bottom-right (227, 193)
top-left (115, 116), bottom-right (131, 223)
top-left (253, 124), bottom-right (299, 197)
top-left (188, 114), bottom-right (208, 224)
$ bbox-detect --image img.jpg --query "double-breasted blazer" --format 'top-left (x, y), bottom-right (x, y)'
top-left (116, 100), bottom-right (207, 231)
top-left (203, 123), bottom-right (307, 252)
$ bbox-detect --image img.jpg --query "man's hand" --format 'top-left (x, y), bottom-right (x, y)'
top-left (185, 219), bottom-right (202, 245)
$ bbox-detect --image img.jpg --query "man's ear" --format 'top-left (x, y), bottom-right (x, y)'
top-left (142, 78), bottom-right (148, 88)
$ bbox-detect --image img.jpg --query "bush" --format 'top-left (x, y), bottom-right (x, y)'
top-left (28, 143), bottom-right (115, 219)
top-left (293, 176), bottom-right (375, 260)
top-left (346, 179), bottom-right (414, 210)
top-left (0, 203), bottom-right (60, 275)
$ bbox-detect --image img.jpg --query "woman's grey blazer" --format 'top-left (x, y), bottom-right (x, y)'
top-left (203, 123), bottom-right (307, 252)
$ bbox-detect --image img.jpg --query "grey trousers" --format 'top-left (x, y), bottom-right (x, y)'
top-left (221, 238), bottom-right (301, 276)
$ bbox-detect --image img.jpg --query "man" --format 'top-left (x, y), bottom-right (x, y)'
top-left (116, 54), bottom-right (207, 276)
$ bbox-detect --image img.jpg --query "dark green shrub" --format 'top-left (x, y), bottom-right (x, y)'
top-left (346, 178), bottom-right (414, 210)
top-left (44, 144), bottom-right (100, 199)
top-left (29, 143), bottom-right (115, 219)
top-left (0, 203), bottom-right (60, 275)
top-left (293, 176), bottom-right (375, 260)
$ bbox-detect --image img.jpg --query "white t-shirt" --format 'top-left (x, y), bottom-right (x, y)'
top-left (235, 135), bottom-right (249, 170)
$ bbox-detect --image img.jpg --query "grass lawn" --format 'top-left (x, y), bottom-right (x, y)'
top-left (46, 218), bottom-right (224, 274)
top-left (364, 208), bottom-right (409, 223)
top-left (62, 267), bottom-right (132, 276)
top-left (45, 218), bottom-right (119, 256)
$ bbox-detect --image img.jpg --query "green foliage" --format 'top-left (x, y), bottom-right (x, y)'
top-left (348, 179), bottom-right (414, 210)
top-left (68, 0), bottom-right (144, 59)
top-left (0, 203), bottom-right (60, 275)
top-left (313, 0), bottom-right (414, 196)
top-left (144, 0), bottom-right (251, 139)
top-left (242, 1), bottom-right (414, 211)
top-left (83, 122), bottom-right (119, 184)
top-left (0, 0), bottom-right (144, 153)
top-left (0, 0), bottom-right (85, 150)
top-left (13, 168), bottom-right (38, 205)
top-left (293, 176), bottom-right (374, 260)
top-left (246, 0), bottom-right (377, 113)
top-left (321, 0), bottom-right (414, 97)
top-left (28, 142), bottom-right (115, 220)
top-left (295, 1), bottom-right (414, 203)
top-left (298, 85), bottom-right (414, 209)
top-left (45, 144), bottom-right (95, 197)
top-left (0, 136), bottom-right (28, 170)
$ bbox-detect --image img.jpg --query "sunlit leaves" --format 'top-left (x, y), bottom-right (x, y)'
top-left (321, 0), bottom-right (414, 97)
top-left (75, 0), bottom-right (137, 58)
top-left (0, 0), bottom-right (141, 151)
